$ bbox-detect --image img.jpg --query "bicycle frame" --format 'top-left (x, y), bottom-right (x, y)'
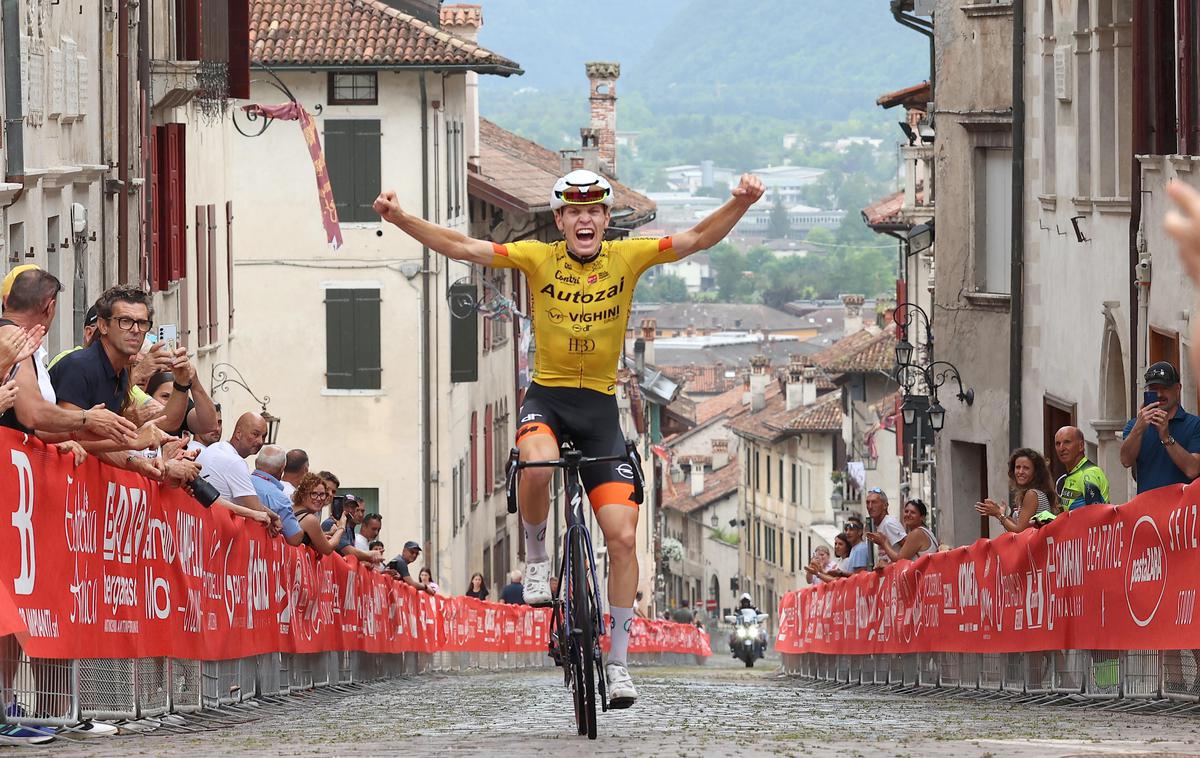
top-left (504, 439), bottom-right (645, 736)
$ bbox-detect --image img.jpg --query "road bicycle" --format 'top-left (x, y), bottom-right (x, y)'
top-left (505, 439), bottom-right (643, 740)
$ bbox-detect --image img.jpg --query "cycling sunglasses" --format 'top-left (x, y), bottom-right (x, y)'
top-left (555, 185), bottom-right (611, 205)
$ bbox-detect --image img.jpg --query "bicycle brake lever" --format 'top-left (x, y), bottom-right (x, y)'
top-left (505, 447), bottom-right (520, 514)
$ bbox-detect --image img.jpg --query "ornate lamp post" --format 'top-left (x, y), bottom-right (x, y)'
top-left (209, 363), bottom-right (281, 444)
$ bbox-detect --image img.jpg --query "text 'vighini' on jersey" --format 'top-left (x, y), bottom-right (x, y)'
top-left (491, 237), bottom-right (676, 394)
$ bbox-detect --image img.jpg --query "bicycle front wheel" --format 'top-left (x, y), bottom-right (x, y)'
top-left (571, 528), bottom-right (597, 740)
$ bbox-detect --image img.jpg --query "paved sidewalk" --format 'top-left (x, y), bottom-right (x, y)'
top-left (22, 657), bottom-right (1200, 757)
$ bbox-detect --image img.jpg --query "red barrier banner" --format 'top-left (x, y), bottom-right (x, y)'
top-left (601, 616), bottom-right (713, 656)
top-left (776, 482), bottom-right (1200, 655)
top-left (0, 431), bottom-right (700, 661)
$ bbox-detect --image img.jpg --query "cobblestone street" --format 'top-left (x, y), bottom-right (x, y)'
top-left (22, 656), bottom-right (1200, 757)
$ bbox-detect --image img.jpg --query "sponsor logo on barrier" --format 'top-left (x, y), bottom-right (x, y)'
top-left (1125, 515), bottom-right (1167, 627)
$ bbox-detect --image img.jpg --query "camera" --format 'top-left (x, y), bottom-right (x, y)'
top-left (189, 476), bottom-right (220, 508)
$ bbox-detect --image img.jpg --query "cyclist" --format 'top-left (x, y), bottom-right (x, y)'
top-left (374, 168), bottom-right (764, 707)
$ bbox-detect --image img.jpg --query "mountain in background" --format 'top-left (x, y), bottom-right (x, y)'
top-left (477, 0), bottom-right (928, 123)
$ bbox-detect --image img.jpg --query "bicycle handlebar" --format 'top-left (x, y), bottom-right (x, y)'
top-left (505, 440), bottom-right (645, 514)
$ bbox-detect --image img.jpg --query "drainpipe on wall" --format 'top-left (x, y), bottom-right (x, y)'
top-left (419, 72), bottom-right (433, 556)
top-left (890, 0), bottom-right (935, 100)
top-left (117, 0), bottom-right (130, 283)
top-left (138, 0), bottom-right (150, 288)
top-left (1129, 3), bottom-right (1150, 415)
top-left (1008, 0), bottom-right (1026, 452)
top-left (2, 0), bottom-right (24, 192)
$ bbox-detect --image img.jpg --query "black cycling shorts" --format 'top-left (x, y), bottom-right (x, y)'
top-left (515, 382), bottom-right (637, 510)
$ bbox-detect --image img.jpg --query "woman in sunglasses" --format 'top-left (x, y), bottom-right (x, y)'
top-left (866, 499), bottom-right (937, 562)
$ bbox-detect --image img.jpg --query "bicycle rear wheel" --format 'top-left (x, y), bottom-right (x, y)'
top-left (571, 528), bottom-right (597, 740)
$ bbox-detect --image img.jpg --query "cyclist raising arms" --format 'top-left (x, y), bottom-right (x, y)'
top-left (373, 169), bottom-right (763, 707)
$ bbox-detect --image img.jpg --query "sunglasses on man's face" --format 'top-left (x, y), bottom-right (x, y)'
top-left (844, 522), bottom-right (863, 530)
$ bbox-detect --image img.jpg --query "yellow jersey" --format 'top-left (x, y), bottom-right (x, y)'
top-left (491, 236), bottom-right (677, 394)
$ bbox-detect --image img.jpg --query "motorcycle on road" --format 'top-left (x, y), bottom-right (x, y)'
top-left (726, 608), bottom-right (769, 667)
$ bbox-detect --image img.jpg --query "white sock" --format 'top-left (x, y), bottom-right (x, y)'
top-left (523, 518), bottom-right (548, 563)
top-left (608, 606), bottom-right (635, 666)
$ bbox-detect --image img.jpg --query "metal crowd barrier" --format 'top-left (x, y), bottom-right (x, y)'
top-left (780, 649), bottom-right (1200, 711)
top-left (0, 647), bottom-right (556, 729)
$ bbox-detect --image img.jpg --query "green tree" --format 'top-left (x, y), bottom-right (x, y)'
top-left (709, 243), bottom-right (747, 301)
top-left (652, 274), bottom-right (691, 303)
top-left (767, 195), bottom-right (791, 239)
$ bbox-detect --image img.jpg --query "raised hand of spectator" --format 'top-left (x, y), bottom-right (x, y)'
top-left (82, 404), bottom-right (139, 445)
top-left (170, 348), bottom-right (195, 386)
top-left (0, 324), bottom-right (44, 371)
top-left (974, 498), bottom-right (1004, 519)
top-left (161, 433), bottom-right (199, 463)
top-left (864, 530), bottom-right (886, 546)
top-left (55, 440), bottom-right (87, 466)
top-left (162, 457), bottom-right (200, 488)
top-left (0, 379), bottom-right (17, 414)
top-left (130, 341), bottom-right (174, 390)
top-left (129, 415), bottom-right (176, 451)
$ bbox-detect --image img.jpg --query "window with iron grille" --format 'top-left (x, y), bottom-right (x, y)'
top-left (328, 72), bottom-right (378, 106)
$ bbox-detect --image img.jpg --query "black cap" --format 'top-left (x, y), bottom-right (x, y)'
top-left (84, 305), bottom-right (98, 326)
top-left (1145, 361), bottom-right (1180, 386)
top-left (403, 540), bottom-right (422, 552)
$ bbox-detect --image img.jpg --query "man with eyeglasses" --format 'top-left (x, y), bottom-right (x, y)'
top-left (375, 167), bottom-right (765, 708)
top-left (0, 268), bottom-right (139, 451)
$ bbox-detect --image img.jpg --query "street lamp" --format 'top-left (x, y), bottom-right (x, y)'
top-left (907, 221), bottom-right (935, 256)
top-left (927, 396), bottom-right (946, 432)
top-left (895, 336), bottom-right (914, 367)
top-left (901, 394), bottom-right (918, 426)
top-left (210, 363), bottom-right (281, 444)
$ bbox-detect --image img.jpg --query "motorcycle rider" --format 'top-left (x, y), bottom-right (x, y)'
top-left (729, 593), bottom-right (768, 655)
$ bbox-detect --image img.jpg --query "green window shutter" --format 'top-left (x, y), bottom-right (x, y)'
top-left (352, 288), bottom-right (382, 389)
top-left (449, 281), bottom-right (478, 383)
top-left (325, 288), bottom-right (355, 389)
top-left (352, 120), bottom-right (381, 223)
top-left (324, 121), bottom-right (354, 223)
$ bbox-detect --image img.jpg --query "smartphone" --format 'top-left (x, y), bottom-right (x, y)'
top-left (1144, 389), bottom-right (1159, 407)
top-left (157, 324), bottom-right (178, 356)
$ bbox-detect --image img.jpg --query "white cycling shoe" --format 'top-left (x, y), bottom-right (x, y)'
top-left (605, 662), bottom-right (637, 709)
top-left (522, 560), bottom-right (553, 606)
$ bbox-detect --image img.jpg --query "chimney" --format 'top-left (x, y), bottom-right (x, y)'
top-left (439, 4), bottom-right (482, 41)
top-left (741, 368), bottom-right (751, 405)
top-left (785, 360), bottom-right (805, 411)
top-left (580, 128), bottom-right (602, 172)
top-left (585, 61), bottom-right (620, 178)
top-left (712, 438), bottom-right (729, 469)
top-left (841, 293), bottom-right (866, 336)
top-left (749, 355), bottom-right (771, 412)
top-left (640, 318), bottom-right (656, 365)
top-left (690, 462), bottom-right (705, 497)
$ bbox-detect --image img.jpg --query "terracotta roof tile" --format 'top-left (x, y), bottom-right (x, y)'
top-left (876, 81), bottom-right (932, 110)
top-left (251, 0), bottom-right (520, 71)
top-left (662, 461), bottom-right (741, 515)
top-left (473, 118), bottom-right (655, 227)
top-left (728, 389), bottom-right (843, 442)
top-left (662, 364), bottom-right (737, 395)
top-left (695, 379), bottom-right (783, 425)
top-left (440, 3), bottom-right (482, 28)
top-left (819, 326), bottom-right (896, 374)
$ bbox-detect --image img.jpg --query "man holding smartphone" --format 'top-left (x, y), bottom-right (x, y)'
top-left (1120, 361), bottom-right (1200, 493)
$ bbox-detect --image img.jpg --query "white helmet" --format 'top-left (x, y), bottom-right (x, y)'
top-left (740, 593), bottom-right (753, 603)
top-left (550, 169), bottom-right (614, 210)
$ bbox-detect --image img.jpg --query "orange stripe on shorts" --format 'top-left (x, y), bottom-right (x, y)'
top-left (515, 422), bottom-right (556, 445)
top-left (588, 482), bottom-right (637, 511)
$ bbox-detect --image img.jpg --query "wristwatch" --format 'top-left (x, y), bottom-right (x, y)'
top-left (173, 380), bottom-right (192, 392)
top-left (1162, 435), bottom-right (1177, 447)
